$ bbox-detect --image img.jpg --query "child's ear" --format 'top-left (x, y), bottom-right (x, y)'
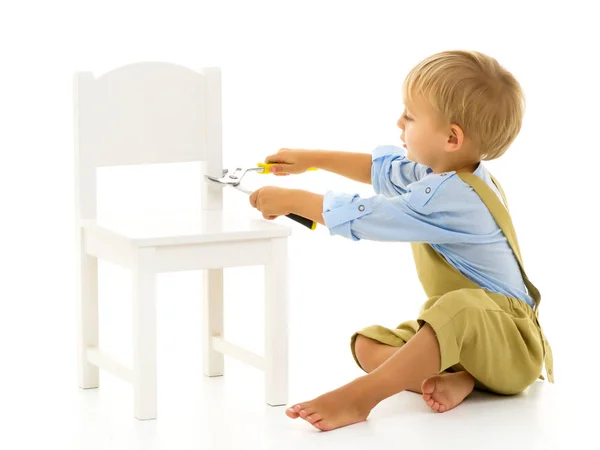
top-left (445, 124), bottom-right (464, 153)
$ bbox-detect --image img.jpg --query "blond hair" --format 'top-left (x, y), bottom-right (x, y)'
top-left (402, 50), bottom-right (525, 160)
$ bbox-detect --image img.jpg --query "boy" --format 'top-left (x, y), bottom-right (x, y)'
top-left (249, 50), bottom-right (553, 432)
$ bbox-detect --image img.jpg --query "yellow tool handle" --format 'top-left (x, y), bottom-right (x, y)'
top-left (286, 213), bottom-right (318, 230)
top-left (257, 162), bottom-right (318, 174)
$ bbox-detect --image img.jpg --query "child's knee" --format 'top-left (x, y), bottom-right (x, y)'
top-left (353, 335), bottom-right (381, 372)
top-left (354, 335), bottom-right (375, 357)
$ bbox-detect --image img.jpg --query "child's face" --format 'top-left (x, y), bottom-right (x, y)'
top-left (397, 96), bottom-right (450, 168)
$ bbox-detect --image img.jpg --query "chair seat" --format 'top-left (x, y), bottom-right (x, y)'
top-left (81, 210), bottom-right (292, 247)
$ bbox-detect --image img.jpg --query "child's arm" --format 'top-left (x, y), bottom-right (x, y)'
top-left (264, 149), bottom-right (373, 184)
top-left (371, 146), bottom-right (431, 197)
top-left (264, 146), bottom-right (431, 195)
top-left (250, 182), bottom-right (474, 244)
top-left (249, 186), bottom-right (326, 225)
top-left (286, 190), bottom-right (326, 225)
top-left (318, 188), bottom-right (469, 243)
top-left (310, 151), bottom-right (373, 184)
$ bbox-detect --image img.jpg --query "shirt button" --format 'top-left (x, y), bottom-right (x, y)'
top-left (358, 204), bottom-right (365, 212)
top-left (441, 173), bottom-right (448, 176)
top-left (425, 187), bottom-right (431, 194)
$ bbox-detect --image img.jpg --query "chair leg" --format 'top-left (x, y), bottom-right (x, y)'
top-left (76, 234), bottom-right (99, 389)
top-left (203, 269), bottom-right (224, 377)
top-left (132, 248), bottom-right (157, 420)
top-left (264, 238), bottom-right (289, 406)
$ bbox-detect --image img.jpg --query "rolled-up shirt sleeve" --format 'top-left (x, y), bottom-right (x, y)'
top-left (322, 191), bottom-right (373, 240)
top-left (322, 187), bottom-right (482, 244)
top-left (371, 145), bottom-right (431, 197)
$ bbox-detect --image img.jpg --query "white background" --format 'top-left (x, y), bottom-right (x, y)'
top-left (1, 1), bottom-right (598, 448)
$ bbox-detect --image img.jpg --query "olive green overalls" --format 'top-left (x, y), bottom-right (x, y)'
top-left (351, 172), bottom-right (554, 394)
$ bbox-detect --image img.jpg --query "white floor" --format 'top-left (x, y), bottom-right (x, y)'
top-left (1, 235), bottom-right (594, 450)
top-left (0, 356), bottom-right (586, 450)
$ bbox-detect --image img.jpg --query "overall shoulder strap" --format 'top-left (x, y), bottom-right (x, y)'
top-left (457, 172), bottom-right (540, 305)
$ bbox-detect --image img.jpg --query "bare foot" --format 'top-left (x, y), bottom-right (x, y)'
top-left (421, 371), bottom-right (475, 413)
top-left (285, 377), bottom-right (377, 431)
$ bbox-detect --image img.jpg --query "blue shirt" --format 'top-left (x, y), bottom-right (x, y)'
top-left (322, 145), bottom-right (534, 307)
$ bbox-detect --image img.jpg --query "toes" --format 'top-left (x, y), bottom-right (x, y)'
top-left (294, 403), bottom-right (310, 413)
top-left (285, 407), bottom-right (300, 419)
top-left (288, 402), bottom-right (324, 423)
top-left (296, 404), bottom-right (316, 417)
top-left (312, 420), bottom-right (327, 431)
top-left (288, 403), bottom-right (312, 419)
top-left (306, 413), bottom-right (322, 424)
top-left (299, 408), bottom-right (318, 422)
top-left (426, 398), bottom-right (434, 407)
top-left (432, 401), bottom-right (440, 411)
top-left (316, 421), bottom-right (334, 432)
top-left (439, 405), bottom-right (447, 413)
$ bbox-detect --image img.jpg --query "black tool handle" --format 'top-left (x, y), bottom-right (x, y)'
top-left (286, 213), bottom-right (317, 230)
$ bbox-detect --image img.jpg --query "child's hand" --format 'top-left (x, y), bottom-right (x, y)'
top-left (264, 149), bottom-right (314, 175)
top-left (249, 186), bottom-right (293, 220)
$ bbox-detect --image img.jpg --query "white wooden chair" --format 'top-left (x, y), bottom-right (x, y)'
top-left (74, 62), bottom-right (290, 420)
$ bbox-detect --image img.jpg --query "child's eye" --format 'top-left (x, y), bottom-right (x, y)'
top-left (403, 114), bottom-right (412, 121)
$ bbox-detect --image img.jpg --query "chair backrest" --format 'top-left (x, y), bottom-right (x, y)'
top-left (74, 62), bottom-right (223, 220)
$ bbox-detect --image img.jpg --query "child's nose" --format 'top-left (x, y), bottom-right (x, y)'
top-left (397, 117), bottom-right (405, 130)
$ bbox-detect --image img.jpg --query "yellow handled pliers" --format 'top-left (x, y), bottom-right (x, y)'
top-left (205, 163), bottom-right (318, 229)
